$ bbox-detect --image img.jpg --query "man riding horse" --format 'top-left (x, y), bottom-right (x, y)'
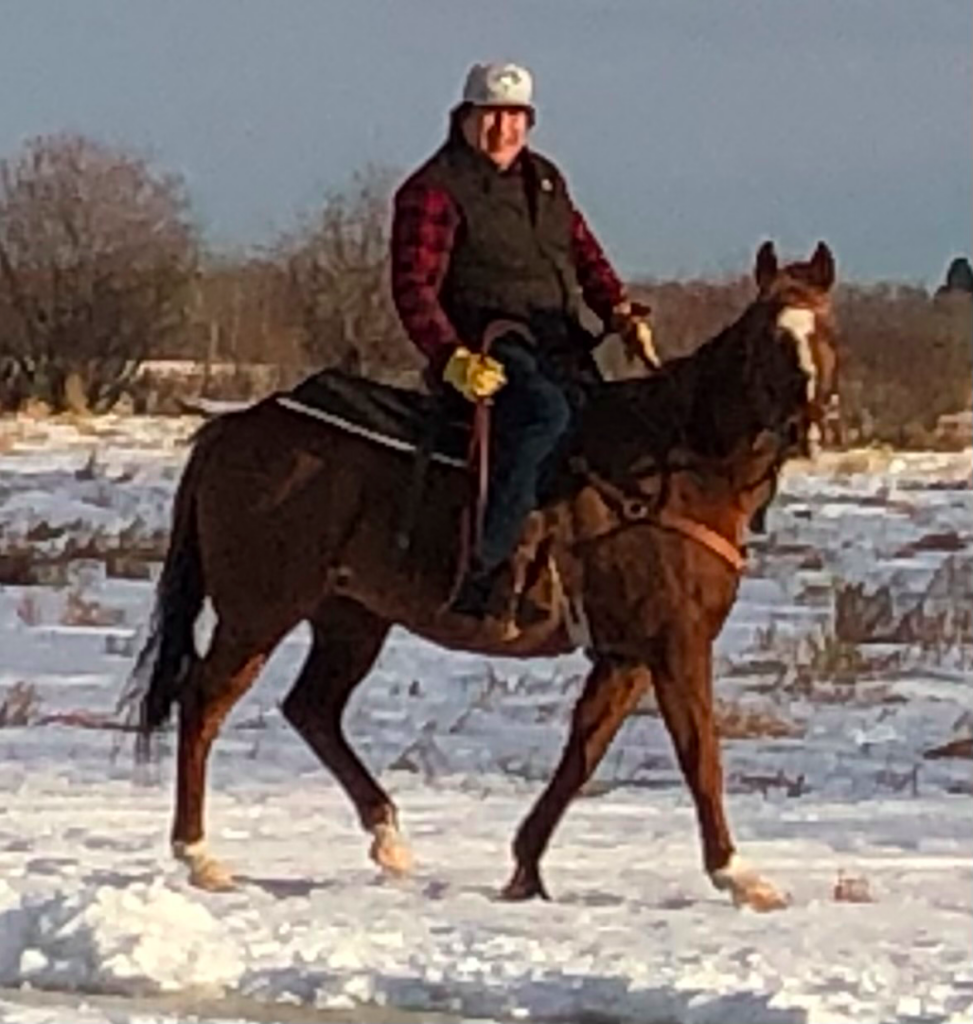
top-left (391, 62), bottom-right (658, 621)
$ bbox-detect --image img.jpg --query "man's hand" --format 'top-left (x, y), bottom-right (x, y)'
top-left (612, 300), bottom-right (660, 370)
top-left (442, 346), bottom-right (507, 401)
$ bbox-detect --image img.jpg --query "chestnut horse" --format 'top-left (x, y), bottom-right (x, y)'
top-left (130, 241), bottom-right (837, 910)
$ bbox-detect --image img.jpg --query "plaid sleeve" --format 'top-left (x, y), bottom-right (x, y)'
top-left (570, 206), bottom-right (625, 324)
top-left (390, 179), bottom-right (462, 364)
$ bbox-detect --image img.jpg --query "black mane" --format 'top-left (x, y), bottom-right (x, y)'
top-left (579, 297), bottom-right (808, 479)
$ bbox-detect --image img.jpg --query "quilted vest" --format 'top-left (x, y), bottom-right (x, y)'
top-left (412, 135), bottom-right (582, 348)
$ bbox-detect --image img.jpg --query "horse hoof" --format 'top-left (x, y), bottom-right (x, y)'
top-left (173, 840), bottom-right (236, 892)
top-left (369, 823), bottom-right (413, 877)
top-left (733, 877), bottom-right (790, 912)
top-left (188, 855), bottom-right (236, 892)
top-left (711, 855), bottom-right (789, 912)
top-left (499, 618), bottom-right (522, 642)
top-left (500, 864), bottom-right (551, 902)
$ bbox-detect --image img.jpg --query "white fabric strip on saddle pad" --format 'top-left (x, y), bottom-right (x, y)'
top-left (275, 395), bottom-right (468, 469)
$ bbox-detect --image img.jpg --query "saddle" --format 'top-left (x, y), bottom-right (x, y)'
top-left (278, 368), bottom-right (472, 467)
top-left (277, 368), bottom-right (576, 638)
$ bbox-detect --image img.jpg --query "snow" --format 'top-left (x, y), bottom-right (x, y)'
top-left (0, 415), bottom-right (970, 1024)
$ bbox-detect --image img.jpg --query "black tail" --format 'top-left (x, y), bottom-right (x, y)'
top-left (126, 424), bottom-right (214, 759)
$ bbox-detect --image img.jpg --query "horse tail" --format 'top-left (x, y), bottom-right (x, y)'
top-left (128, 419), bottom-right (221, 759)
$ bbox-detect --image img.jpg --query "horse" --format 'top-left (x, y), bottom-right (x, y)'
top-left (129, 240), bottom-right (838, 911)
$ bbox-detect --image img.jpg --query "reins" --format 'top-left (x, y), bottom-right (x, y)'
top-left (445, 322), bottom-right (513, 606)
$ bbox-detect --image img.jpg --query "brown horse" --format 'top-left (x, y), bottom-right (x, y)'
top-left (130, 240), bottom-right (837, 910)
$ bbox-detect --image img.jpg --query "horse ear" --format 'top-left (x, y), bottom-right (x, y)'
top-left (808, 242), bottom-right (835, 290)
top-left (755, 241), bottom-right (778, 289)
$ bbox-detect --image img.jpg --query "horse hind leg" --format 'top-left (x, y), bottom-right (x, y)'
top-left (280, 599), bottom-right (408, 875)
top-left (171, 622), bottom-right (273, 891)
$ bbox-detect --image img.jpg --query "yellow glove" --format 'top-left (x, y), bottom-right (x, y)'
top-left (442, 346), bottom-right (507, 401)
top-left (612, 300), bottom-right (661, 370)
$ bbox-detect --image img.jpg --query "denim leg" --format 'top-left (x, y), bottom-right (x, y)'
top-left (477, 340), bottom-right (572, 572)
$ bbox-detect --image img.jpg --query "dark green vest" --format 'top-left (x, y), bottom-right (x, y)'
top-left (413, 137), bottom-right (582, 348)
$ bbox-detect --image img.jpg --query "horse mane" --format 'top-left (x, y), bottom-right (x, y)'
top-left (580, 295), bottom-right (805, 479)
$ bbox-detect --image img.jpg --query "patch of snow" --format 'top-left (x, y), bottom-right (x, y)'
top-left (0, 423), bottom-right (969, 1023)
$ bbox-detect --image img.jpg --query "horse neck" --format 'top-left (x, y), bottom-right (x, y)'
top-left (583, 301), bottom-right (775, 477)
top-left (684, 304), bottom-right (773, 454)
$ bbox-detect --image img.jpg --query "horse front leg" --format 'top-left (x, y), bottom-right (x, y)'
top-left (654, 626), bottom-right (789, 911)
top-left (502, 658), bottom-right (651, 900)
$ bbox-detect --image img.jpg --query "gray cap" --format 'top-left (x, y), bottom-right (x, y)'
top-left (461, 62), bottom-right (534, 109)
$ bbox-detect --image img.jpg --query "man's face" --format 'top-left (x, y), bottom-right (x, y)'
top-left (462, 107), bottom-right (531, 170)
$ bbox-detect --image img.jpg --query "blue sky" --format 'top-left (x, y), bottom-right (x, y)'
top-left (1, 1), bottom-right (969, 284)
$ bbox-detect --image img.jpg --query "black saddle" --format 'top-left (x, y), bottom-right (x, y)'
top-left (279, 368), bottom-right (471, 466)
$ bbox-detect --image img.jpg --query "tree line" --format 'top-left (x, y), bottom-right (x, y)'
top-left (0, 132), bottom-right (968, 446)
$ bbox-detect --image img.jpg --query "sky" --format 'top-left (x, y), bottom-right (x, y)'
top-left (0, 1), bottom-right (970, 285)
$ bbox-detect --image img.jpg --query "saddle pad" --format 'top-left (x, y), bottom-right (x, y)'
top-left (278, 369), bottom-right (470, 467)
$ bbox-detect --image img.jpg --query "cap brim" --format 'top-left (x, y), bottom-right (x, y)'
top-left (454, 101), bottom-right (535, 118)
top-left (471, 100), bottom-right (533, 109)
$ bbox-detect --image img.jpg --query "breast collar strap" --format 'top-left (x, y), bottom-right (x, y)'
top-left (580, 466), bottom-right (747, 574)
top-left (651, 509), bottom-right (747, 572)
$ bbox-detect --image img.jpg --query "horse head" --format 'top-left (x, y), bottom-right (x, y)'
top-left (751, 240), bottom-right (839, 457)
top-left (578, 241), bottom-right (839, 480)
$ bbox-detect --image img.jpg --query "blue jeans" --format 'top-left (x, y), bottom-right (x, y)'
top-left (476, 338), bottom-right (573, 572)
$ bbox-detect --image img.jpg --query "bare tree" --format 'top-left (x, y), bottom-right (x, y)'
top-left (281, 166), bottom-right (419, 383)
top-left (0, 133), bottom-right (198, 411)
top-left (192, 255), bottom-right (296, 366)
top-left (835, 282), bottom-right (971, 445)
top-left (633, 272), bottom-right (971, 447)
top-left (628, 275), bottom-right (755, 362)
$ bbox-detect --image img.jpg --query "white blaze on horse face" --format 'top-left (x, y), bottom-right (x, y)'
top-left (777, 306), bottom-right (818, 400)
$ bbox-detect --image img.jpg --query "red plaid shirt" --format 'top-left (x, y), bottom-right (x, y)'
top-left (391, 171), bottom-right (625, 363)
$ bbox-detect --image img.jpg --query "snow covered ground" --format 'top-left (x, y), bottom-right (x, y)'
top-left (0, 413), bottom-right (970, 1024)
